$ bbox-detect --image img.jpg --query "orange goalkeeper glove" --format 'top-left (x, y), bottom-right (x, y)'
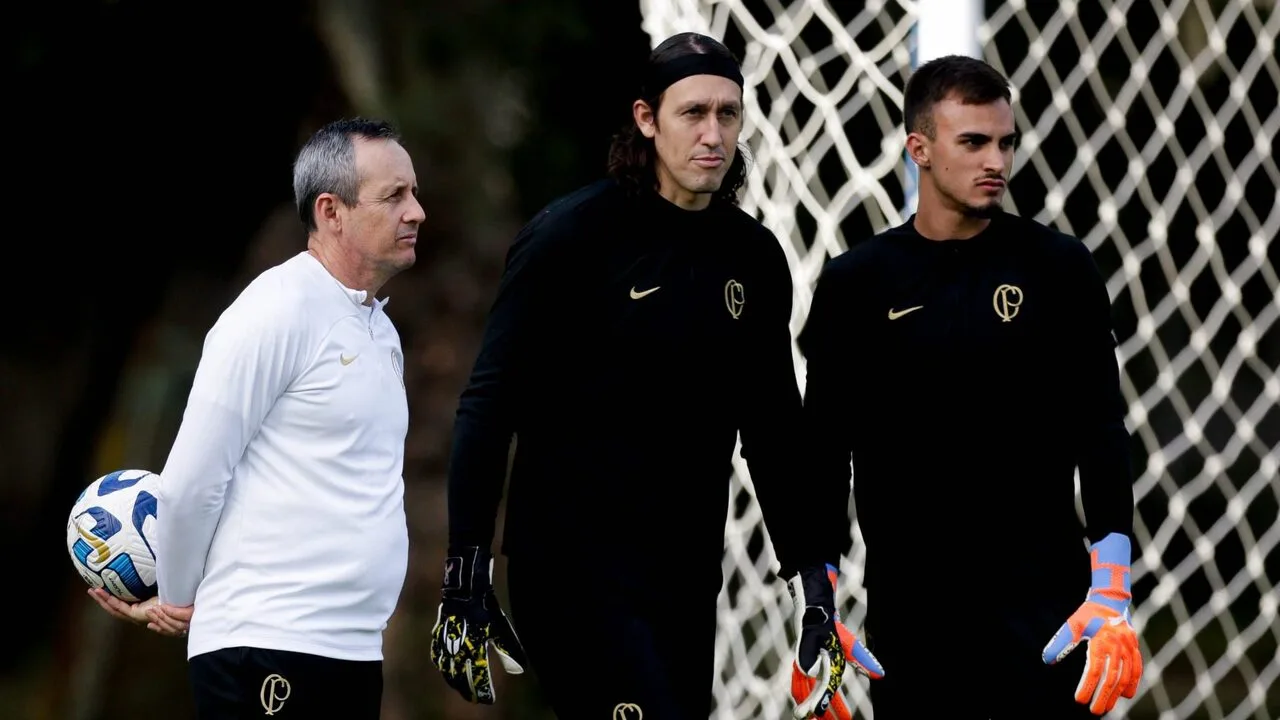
top-left (789, 564), bottom-right (884, 719)
top-left (1042, 533), bottom-right (1142, 715)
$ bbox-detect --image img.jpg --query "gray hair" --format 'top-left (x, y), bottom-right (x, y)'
top-left (293, 118), bottom-right (401, 233)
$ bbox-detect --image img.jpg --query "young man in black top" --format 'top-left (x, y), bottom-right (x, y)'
top-left (799, 54), bottom-right (1143, 718)
top-left (429, 31), bottom-right (882, 720)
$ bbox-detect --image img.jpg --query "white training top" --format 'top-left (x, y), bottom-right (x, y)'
top-left (155, 251), bottom-right (410, 662)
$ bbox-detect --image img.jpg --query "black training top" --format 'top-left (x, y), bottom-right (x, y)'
top-left (447, 179), bottom-right (820, 594)
top-left (799, 210), bottom-right (1135, 617)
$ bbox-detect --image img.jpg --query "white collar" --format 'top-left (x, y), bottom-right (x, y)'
top-left (300, 251), bottom-right (390, 310)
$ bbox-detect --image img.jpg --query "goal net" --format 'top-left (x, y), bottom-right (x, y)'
top-left (637, 1), bottom-right (1280, 718)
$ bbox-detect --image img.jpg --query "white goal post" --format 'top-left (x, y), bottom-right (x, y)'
top-left (637, 1), bottom-right (1279, 719)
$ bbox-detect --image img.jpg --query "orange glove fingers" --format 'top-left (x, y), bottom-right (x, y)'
top-left (1121, 622), bottom-right (1141, 696)
top-left (1122, 634), bottom-right (1143, 698)
top-left (791, 661), bottom-right (814, 704)
top-left (1114, 639), bottom-right (1137, 706)
top-left (1076, 624), bottom-right (1141, 715)
top-left (1074, 642), bottom-right (1104, 710)
top-left (1092, 648), bottom-right (1124, 715)
top-left (792, 664), bottom-right (853, 720)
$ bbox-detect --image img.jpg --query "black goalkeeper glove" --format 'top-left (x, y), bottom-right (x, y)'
top-left (788, 564), bottom-right (885, 719)
top-left (429, 546), bottom-right (528, 704)
top-left (789, 564), bottom-right (850, 719)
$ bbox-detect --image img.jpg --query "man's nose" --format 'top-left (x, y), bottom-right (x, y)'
top-left (700, 116), bottom-right (723, 147)
top-left (406, 196), bottom-right (426, 223)
top-left (985, 146), bottom-right (1007, 174)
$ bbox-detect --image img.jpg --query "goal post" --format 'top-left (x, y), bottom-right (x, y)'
top-left (637, 2), bottom-right (1280, 719)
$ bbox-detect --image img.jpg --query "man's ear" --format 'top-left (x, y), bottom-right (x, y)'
top-left (315, 193), bottom-right (342, 232)
top-left (634, 99), bottom-right (657, 139)
top-left (906, 132), bottom-right (930, 169)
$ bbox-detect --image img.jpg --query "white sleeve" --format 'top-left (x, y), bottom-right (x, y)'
top-left (155, 300), bottom-right (310, 606)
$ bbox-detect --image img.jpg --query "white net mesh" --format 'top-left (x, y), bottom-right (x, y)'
top-left (638, 1), bottom-right (1280, 718)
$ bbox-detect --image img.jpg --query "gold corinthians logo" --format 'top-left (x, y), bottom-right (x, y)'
top-left (992, 283), bottom-right (1023, 322)
top-left (260, 673), bottom-right (291, 715)
top-left (724, 279), bottom-right (745, 319)
top-left (613, 702), bottom-right (644, 720)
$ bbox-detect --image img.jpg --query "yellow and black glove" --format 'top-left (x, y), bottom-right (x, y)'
top-left (429, 546), bottom-right (527, 704)
top-left (789, 564), bottom-right (885, 719)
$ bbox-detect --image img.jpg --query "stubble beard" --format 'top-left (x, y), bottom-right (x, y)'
top-left (963, 199), bottom-right (1003, 219)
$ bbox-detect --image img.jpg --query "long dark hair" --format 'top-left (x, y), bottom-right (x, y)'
top-left (606, 32), bottom-right (750, 206)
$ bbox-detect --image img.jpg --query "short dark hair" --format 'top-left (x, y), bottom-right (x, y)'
top-left (903, 55), bottom-right (1011, 139)
top-left (606, 32), bottom-right (750, 205)
top-left (293, 117), bottom-right (401, 233)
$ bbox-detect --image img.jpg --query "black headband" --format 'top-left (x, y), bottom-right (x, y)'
top-left (641, 53), bottom-right (745, 98)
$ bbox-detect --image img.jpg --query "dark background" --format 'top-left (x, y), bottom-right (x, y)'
top-left (4, 1), bottom-right (1276, 718)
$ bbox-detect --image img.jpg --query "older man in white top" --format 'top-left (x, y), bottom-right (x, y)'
top-left (91, 117), bottom-right (424, 719)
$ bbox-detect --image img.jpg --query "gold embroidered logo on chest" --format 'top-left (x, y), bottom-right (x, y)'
top-left (724, 279), bottom-right (745, 319)
top-left (993, 284), bottom-right (1024, 322)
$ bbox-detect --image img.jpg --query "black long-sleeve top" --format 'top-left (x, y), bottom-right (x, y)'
top-left (447, 179), bottom-right (820, 595)
top-left (798, 210), bottom-right (1135, 620)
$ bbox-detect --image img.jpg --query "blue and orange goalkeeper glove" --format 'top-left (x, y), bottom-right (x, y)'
top-left (429, 547), bottom-right (528, 704)
top-left (789, 564), bottom-right (885, 719)
top-left (1042, 533), bottom-right (1143, 715)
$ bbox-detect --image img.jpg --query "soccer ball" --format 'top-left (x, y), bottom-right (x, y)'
top-left (67, 469), bottom-right (160, 603)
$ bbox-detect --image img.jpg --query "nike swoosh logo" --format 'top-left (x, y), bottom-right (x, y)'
top-left (630, 286), bottom-right (660, 299)
top-left (887, 305), bottom-right (923, 320)
top-left (340, 353), bottom-right (358, 366)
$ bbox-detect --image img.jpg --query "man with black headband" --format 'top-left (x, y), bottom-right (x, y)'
top-left (428, 31), bottom-right (882, 719)
top-left (799, 55), bottom-right (1141, 718)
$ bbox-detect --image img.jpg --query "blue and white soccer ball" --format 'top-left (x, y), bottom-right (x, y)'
top-left (66, 469), bottom-right (160, 603)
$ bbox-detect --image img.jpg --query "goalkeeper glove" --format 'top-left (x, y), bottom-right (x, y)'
top-left (789, 564), bottom-right (885, 719)
top-left (1042, 533), bottom-right (1143, 715)
top-left (429, 546), bottom-right (527, 704)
